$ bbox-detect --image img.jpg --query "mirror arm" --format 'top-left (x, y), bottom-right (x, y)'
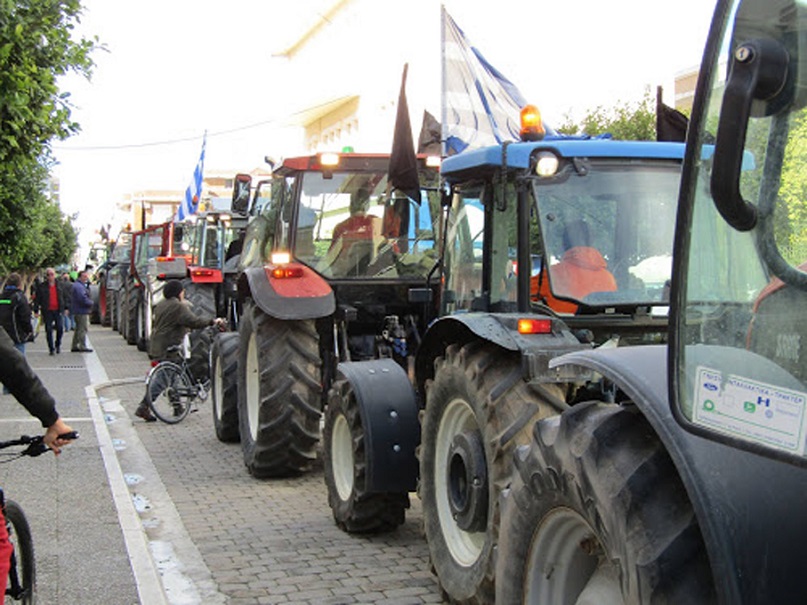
top-left (711, 38), bottom-right (789, 232)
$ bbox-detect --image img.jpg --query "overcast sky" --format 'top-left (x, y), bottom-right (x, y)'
top-left (52, 0), bottom-right (716, 257)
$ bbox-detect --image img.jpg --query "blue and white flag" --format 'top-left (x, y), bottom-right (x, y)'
top-left (442, 8), bottom-right (554, 155)
top-left (175, 134), bottom-right (207, 222)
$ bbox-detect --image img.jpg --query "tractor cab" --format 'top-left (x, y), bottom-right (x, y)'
top-left (671, 0), bottom-right (807, 467)
top-left (440, 138), bottom-right (685, 346)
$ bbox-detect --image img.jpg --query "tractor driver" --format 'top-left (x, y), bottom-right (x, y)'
top-left (331, 186), bottom-right (381, 246)
top-left (531, 219), bottom-right (617, 313)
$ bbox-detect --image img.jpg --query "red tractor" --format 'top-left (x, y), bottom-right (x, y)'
top-left (208, 151), bottom-right (443, 474)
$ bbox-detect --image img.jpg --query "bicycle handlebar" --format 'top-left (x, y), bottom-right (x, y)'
top-left (0, 432), bottom-right (79, 457)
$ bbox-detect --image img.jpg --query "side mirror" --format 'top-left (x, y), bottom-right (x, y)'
top-left (232, 174), bottom-right (252, 214)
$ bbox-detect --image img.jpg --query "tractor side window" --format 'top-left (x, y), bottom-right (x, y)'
top-left (442, 184), bottom-right (485, 314)
top-left (489, 180), bottom-right (519, 310)
top-left (239, 176), bottom-right (292, 269)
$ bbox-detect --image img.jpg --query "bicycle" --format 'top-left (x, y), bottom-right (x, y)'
top-left (144, 333), bottom-right (211, 424)
top-left (0, 431), bottom-right (79, 605)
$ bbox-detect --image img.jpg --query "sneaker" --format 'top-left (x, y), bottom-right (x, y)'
top-left (135, 405), bottom-right (157, 422)
top-left (49, 350), bottom-right (55, 356)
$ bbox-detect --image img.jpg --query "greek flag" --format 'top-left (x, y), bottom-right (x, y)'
top-left (175, 134), bottom-right (206, 222)
top-left (442, 8), bottom-right (554, 155)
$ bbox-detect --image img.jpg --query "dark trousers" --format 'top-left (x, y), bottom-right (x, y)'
top-left (43, 309), bottom-right (63, 353)
top-left (71, 314), bottom-right (89, 350)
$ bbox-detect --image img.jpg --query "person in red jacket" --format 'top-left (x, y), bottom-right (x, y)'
top-left (32, 268), bottom-right (67, 355)
top-left (532, 220), bottom-right (617, 313)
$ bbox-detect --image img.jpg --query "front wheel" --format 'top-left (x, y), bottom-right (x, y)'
top-left (4, 500), bottom-right (36, 605)
top-left (146, 362), bottom-right (194, 424)
top-left (211, 332), bottom-right (240, 442)
top-left (496, 402), bottom-right (715, 605)
top-left (419, 341), bottom-right (558, 604)
top-left (323, 378), bottom-right (409, 533)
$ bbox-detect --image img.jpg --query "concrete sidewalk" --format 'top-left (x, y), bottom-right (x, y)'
top-left (6, 323), bottom-right (445, 604)
top-left (0, 324), bottom-right (142, 603)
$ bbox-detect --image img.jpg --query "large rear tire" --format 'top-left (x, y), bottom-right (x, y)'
top-left (496, 402), bottom-right (715, 605)
top-left (211, 332), bottom-right (240, 443)
top-left (184, 281), bottom-right (216, 381)
top-left (110, 290), bottom-right (119, 331)
top-left (125, 280), bottom-right (138, 345)
top-left (237, 301), bottom-right (321, 477)
top-left (89, 284), bottom-right (101, 324)
top-left (323, 378), bottom-right (409, 533)
top-left (419, 341), bottom-right (559, 604)
top-left (136, 295), bottom-right (148, 352)
top-left (100, 281), bottom-right (111, 327)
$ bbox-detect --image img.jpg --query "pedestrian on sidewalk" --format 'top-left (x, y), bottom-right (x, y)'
top-left (0, 326), bottom-right (75, 595)
top-left (135, 279), bottom-right (224, 421)
top-left (60, 272), bottom-right (75, 332)
top-left (0, 273), bottom-right (33, 354)
top-left (70, 270), bottom-right (94, 353)
top-left (32, 268), bottom-right (67, 356)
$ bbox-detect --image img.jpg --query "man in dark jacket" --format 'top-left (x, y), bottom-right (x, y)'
top-left (0, 273), bottom-right (33, 352)
top-left (32, 268), bottom-right (67, 355)
top-left (135, 279), bottom-right (223, 421)
top-left (0, 326), bottom-right (75, 594)
top-left (70, 270), bottom-right (94, 353)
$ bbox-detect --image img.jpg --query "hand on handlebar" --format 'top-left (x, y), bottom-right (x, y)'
top-left (44, 418), bottom-right (76, 455)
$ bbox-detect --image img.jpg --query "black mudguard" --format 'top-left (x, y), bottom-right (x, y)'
top-left (241, 265), bottom-right (335, 320)
top-left (550, 345), bottom-right (807, 605)
top-left (415, 313), bottom-right (590, 393)
top-left (337, 359), bottom-right (420, 493)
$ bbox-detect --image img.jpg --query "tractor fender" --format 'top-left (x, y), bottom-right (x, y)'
top-left (549, 345), bottom-right (807, 605)
top-left (415, 313), bottom-right (590, 394)
top-left (337, 359), bottom-right (420, 493)
top-left (239, 265), bottom-right (335, 320)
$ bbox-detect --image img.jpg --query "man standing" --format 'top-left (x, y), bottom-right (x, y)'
top-left (70, 270), bottom-right (93, 353)
top-left (33, 268), bottom-right (66, 355)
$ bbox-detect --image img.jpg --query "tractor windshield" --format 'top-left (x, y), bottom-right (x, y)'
top-left (110, 233), bottom-right (133, 263)
top-left (294, 171), bottom-right (440, 279)
top-left (533, 159), bottom-right (681, 311)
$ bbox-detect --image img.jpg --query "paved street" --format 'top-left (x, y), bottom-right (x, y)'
top-left (2, 324), bottom-right (444, 604)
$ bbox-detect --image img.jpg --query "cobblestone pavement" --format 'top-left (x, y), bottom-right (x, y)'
top-left (92, 325), bottom-right (446, 604)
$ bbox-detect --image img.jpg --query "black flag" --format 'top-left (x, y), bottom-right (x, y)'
top-left (389, 64), bottom-right (421, 203)
top-left (418, 110), bottom-right (442, 155)
top-left (656, 86), bottom-right (688, 142)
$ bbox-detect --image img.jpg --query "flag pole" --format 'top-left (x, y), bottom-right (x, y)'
top-left (440, 4), bottom-right (447, 158)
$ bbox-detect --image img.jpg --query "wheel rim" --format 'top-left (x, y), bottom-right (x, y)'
top-left (213, 351), bottom-right (223, 422)
top-left (246, 330), bottom-right (260, 442)
top-left (434, 397), bottom-right (485, 566)
top-left (525, 508), bottom-right (624, 605)
top-left (330, 413), bottom-right (354, 501)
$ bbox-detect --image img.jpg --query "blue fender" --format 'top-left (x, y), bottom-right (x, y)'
top-left (549, 345), bottom-right (807, 605)
top-left (337, 359), bottom-right (420, 493)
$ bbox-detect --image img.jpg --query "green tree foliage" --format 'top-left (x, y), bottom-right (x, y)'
top-left (556, 89), bottom-right (658, 141)
top-left (0, 0), bottom-right (97, 274)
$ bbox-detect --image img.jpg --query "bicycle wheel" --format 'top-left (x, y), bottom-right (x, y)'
top-left (146, 362), bottom-right (194, 424)
top-left (4, 500), bottom-right (35, 605)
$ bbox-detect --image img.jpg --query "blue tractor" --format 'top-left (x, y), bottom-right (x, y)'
top-left (324, 114), bottom-right (696, 601)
